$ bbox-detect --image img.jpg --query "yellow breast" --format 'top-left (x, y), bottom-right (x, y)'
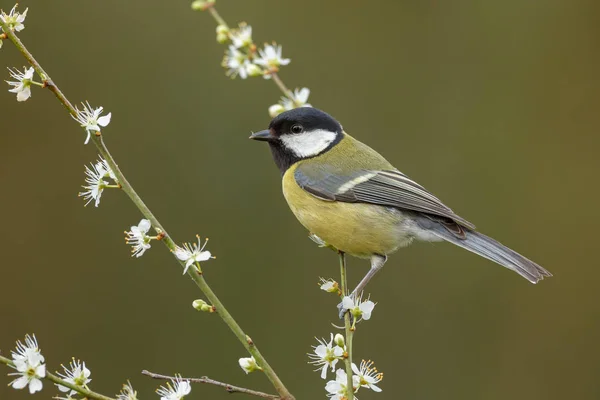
top-left (282, 163), bottom-right (407, 258)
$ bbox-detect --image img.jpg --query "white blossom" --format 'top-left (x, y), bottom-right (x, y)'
top-left (72, 101), bottom-right (112, 144)
top-left (325, 369), bottom-right (357, 400)
top-left (341, 294), bottom-right (376, 321)
top-left (79, 162), bottom-right (106, 207)
top-left (11, 334), bottom-right (44, 369)
top-left (56, 358), bottom-right (92, 396)
top-left (352, 360), bottom-right (383, 392)
top-left (116, 381), bottom-right (138, 400)
top-left (308, 334), bottom-right (345, 379)
top-left (254, 43), bottom-right (290, 77)
top-left (319, 278), bottom-right (338, 293)
top-left (96, 158), bottom-right (118, 182)
top-left (268, 87), bottom-right (312, 117)
top-left (230, 23), bottom-right (252, 48)
top-left (125, 219), bottom-right (152, 257)
top-left (79, 157), bottom-right (118, 207)
top-left (1, 4), bottom-right (28, 32)
top-left (173, 235), bottom-right (214, 274)
top-left (6, 66), bottom-right (34, 101)
top-left (283, 87), bottom-right (311, 109)
top-left (238, 356), bottom-right (261, 374)
top-left (8, 334), bottom-right (46, 394)
top-left (156, 376), bottom-right (191, 400)
top-left (222, 45), bottom-right (251, 79)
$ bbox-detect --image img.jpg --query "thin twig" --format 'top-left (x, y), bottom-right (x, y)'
top-left (270, 72), bottom-right (295, 100)
top-left (207, 6), bottom-right (229, 29)
top-left (0, 355), bottom-right (115, 400)
top-left (142, 370), bottom-right (280, 399)
top-left (339, 251), bottom-right (355, 399)
top-left (0, 18), bottom-right (294, 400)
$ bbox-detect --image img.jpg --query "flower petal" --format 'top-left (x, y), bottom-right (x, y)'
top-left (341, 296), bottom-right (354, 310)
top-left (370, 383), bottom-right (382, 392)
top-left (138, 219), bottom-right (151, 233)
top-left (195, 250), bottom-right (212, 262)
top-left (183, 259), bottom-right (195, 274)
top-left (11, 376), bottom-right (29, 389)
top-left (173, 247), bottom-right (190, 261)
top-left (28, 378), bottom-right (43, 394)
top-left (97, 113), bottom-right (111, 127)
top-left (16, 86), bottom-right (31, 102)
top-left (314, 344), bottom-right (327, 358)
top-left (320, 365), bottom-right (328, 379)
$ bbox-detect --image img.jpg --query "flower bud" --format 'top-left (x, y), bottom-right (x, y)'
top-left (217, 33), bottom-right (229, 44)
top-left (191, 0), bottom-right (215, 11)
top-left (268, 104), bottom-right (285, 118)
top-left (334, 333), bottom-right (345, 348)
top-left (215, 25), bottom-right (229, 43)
top-left (192, 299), bottom-right (214, 312)
top-left (246, 63), bottom-right (262, 77)
top-left (216, 24), bottom-right (229, 35)
top-left (238, 356), bottom-right (262, 374)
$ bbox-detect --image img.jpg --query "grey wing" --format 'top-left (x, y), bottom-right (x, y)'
top-left (294, 165), bottom-right (476, 230)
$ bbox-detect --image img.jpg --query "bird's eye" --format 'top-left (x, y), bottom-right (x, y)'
top-left (291, 124), bottom-right (303, 134)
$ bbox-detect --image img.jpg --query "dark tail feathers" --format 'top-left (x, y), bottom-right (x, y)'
top-left (429, 226), bottom-right (552, 283)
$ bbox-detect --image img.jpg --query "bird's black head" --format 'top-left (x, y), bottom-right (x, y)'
top-left (250, 107), bottom-right (343, 174)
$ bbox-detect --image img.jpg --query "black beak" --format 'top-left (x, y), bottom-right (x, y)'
top-left (249, 129), bottom-right (273, 142)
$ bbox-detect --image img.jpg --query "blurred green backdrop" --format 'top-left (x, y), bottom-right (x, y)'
top-left (1, 1), bottom-right (599, 399)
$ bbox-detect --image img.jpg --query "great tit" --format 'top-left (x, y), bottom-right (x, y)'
top-left (250, 107), bottom-right (551, 296)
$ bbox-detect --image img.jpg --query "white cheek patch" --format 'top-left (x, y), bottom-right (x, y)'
top-left (280, 129), bottom-right (338, 158)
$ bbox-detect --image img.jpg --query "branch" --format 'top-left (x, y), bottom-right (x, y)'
top-left (0, 18), bottom-right (294, 400)
top-left (0, 355), bottom-right (114, 400)
top-left (339, 252), bottom-right (355, 400)
top-left (142, 370), bottom-right (280, 399)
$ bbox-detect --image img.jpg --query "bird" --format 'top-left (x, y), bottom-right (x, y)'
top-left (250, 107), bottom-right (551, 299)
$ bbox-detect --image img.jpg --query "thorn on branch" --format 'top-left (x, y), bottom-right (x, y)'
top-left (142, 370), bottom-right (280, 399)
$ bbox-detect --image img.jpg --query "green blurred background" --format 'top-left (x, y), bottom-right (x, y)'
top-left (1, 1), bottom-right (599, 399)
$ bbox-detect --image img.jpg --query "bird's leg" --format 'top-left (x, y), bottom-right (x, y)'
top-left (338, 254), bottom-right (387, 319)
top-left (351, 254), bottom-right (387, 297)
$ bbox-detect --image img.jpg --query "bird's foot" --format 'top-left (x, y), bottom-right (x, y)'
top-left (337, 300), bottom-right (347, 320)
top-left (337, 292), bottom-right (355, 321)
